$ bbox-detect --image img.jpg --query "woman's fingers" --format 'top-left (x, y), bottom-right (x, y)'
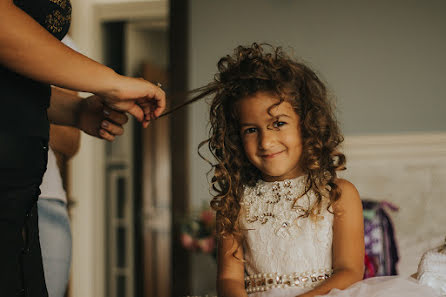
top-left (137, 99), bottom-right (157, 121)
top-left (100, 107), bottom-right (128, 139)
top-left (101, 120), bottom-right (124, 136)
top-left (140, 80), bottom-right (166, 120)
top-left (126, 104), bottom-right (145, 122)
top-left (103, 108), bottom-right (129, 125)
top-left (151, 84), bottom-right (166, 118)
top-left (142, 119), bottom-right (150, 128)
top-left (99, 128), bottom-right (115, 142)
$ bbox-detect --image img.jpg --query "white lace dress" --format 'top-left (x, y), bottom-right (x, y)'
top-left (239, 176), bottom-right (442, 297)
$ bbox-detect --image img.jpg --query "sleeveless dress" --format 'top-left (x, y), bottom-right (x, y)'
top-left (239, 176), bottom-right (442, 297)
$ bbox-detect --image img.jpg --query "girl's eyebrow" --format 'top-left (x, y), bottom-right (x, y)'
top-left (239, 114), bottom-right (291, 127)
top-left (272, 114), bottom-right (291, 119)
top-left (240, 122), bottom-right (256, 127)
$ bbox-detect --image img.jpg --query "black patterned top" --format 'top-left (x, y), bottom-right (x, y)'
top-left (14, 0), bottom-right (72, 40)
top-left (0, 0), bottom-right (72, 143)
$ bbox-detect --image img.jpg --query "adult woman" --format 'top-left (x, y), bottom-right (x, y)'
top-left (0, 1), bottom-right (165, 296)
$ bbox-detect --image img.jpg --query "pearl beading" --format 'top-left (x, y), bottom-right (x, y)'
top-left (244, 269), bottom-right (332, 294)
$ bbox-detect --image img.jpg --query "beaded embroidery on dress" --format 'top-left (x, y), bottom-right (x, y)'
top-left (239, 176), bottom-right (442, 297)
top-left (240, 175), bottom-right (334, 295)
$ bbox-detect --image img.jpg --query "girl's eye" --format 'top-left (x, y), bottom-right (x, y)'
top-left (243, 127), bottom-right (257, 135)
top-left (273, 121), bottom-right (286, 128)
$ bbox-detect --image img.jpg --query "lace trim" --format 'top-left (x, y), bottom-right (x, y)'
top-left (245, 269), bottom-right (332, 293)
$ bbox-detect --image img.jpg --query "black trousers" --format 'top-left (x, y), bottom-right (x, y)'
top-left (0, 136), bottom-right (49, 297)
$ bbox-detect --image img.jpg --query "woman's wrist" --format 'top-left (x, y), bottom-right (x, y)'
top-left (73, 97), bottom-right (86, 129)
top-left (94, 68), bottom-right (122, 100)
top-left (48, 86), bottom-right (82, 126)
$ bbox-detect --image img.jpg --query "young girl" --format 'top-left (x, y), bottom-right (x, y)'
top-left (192, 43), bottom-right (441, 297)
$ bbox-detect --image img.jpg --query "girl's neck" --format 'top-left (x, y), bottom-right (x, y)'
top-left (260, 173), bottom-right (306, 183)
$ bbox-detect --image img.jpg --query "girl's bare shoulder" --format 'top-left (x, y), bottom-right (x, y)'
top-left (333, 178), bottom-right (362, 214)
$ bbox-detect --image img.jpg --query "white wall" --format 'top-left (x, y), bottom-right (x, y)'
top-left (187, 0), bottom-right (446, 295)
top-left (341, 133), bottom-right (446, 276)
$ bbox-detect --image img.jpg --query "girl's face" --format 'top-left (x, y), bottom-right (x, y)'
top-left (237, 92), bottom-right (304, 181)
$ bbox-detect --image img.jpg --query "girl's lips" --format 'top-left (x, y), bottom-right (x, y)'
top-left (261, 150), bottom-right (284, 159)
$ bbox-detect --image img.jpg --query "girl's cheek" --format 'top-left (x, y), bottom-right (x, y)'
top-left (242, 141), bottom-right (255, 156)
top-left (241, 135), bottom-right (251, 146)
top-left (242, 141), bottom-right (250, 153)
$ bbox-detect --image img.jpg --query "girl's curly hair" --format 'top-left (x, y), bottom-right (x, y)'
top-left (191, 43), bottom-right (346, 242)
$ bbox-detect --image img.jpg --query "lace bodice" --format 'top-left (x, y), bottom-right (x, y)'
top-left (239, 176), bottom-right (334, 278)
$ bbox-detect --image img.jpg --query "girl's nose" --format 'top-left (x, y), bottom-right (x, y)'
top-left (258, 130), bottom-right (275, 150)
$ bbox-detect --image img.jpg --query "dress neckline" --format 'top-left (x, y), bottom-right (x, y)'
top-left (258, 175), bottom-right (307, 187)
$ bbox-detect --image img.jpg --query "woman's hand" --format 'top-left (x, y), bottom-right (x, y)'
top-left (48, 87), bottom-right (129, 141)
top-left (77, 95), bottom-right (129, 141)
top-left (99, 75), bottom-right (165, 128)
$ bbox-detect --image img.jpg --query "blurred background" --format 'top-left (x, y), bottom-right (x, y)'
top-left (67, 0), bottom-right (446, 296)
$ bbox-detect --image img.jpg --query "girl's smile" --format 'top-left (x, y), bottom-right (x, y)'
top-left (260, 150), bottom-right (285, 159)
top-left (237, 92), bottom-right (304, 181)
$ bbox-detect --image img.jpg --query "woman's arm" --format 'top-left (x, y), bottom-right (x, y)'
top-left (0, 0), bottom-right (114, 93)
top-left (217, 232), bottom-right (248, 297)
top-left (0, 0), bottom-right (165, 124)
top-left (50, 125), bottom-right (80, 160)
top-left (297, 179), bottom-right (365, 297)
top-left (49, 88), bottom-right (81, 159)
